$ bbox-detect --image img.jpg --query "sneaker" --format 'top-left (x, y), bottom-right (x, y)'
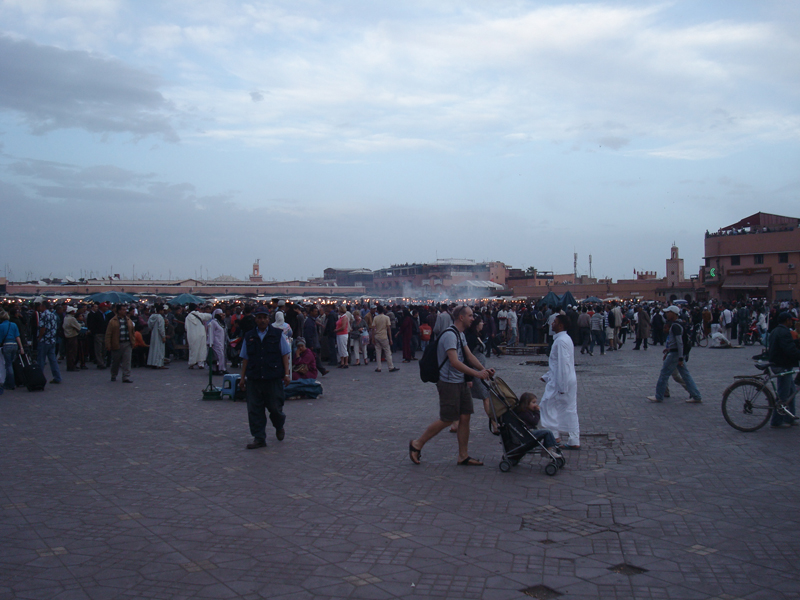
top-left (685, 397), bottom-right (702, 404)
top-left (246, 438), bottom-right (267, 449)
top-left (647, 396), bottom-right (662, 403)
top-left (50, 379), bottom-right (61, 384)
top-left (389, 367), bottom-right (400, 372)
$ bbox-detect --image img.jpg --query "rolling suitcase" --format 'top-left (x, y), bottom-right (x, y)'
top-left (12, 354), bottom-right (26, 387)
top-left (20, 354), bottom-right (46, 391)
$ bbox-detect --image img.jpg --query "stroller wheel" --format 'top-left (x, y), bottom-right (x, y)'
top-left (556, 457), bottom-right (566, 469)
top-left (499, 460), bottom-right (512, 473)
top-left (544, 463), bottom-right (558, 476)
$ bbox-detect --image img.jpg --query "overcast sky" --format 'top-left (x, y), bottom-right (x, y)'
top-left (1, 0), bottom-right (798, 283)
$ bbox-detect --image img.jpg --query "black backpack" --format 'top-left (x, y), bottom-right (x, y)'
top-left (419, 326), bottom-right (458, 383)
top-left (674, 320), bottom-right (693, 358)
top-left (607, 310), bottom-right (616, 327)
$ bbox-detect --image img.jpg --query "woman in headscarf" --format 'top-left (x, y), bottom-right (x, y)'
top-left (273, 309), bottom-right (293, 372)
top-left (272, 310), bottom-right (293, 341)
top-left (207, 308), bottom-right (228, 375)
top-left (292, 337), bottom-right (318, 380)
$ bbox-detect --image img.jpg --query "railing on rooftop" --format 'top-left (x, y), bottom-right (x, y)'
top-left (706, 226), bottom-right (796, 238)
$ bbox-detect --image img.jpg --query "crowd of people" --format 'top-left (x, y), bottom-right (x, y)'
top-left (1, 295), bottom-right (797, 447)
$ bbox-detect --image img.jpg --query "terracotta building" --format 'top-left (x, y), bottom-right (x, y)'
top-left (509, 245), bottom-right (704, 303)
top-left (702, 212), bottom-right (800, 303)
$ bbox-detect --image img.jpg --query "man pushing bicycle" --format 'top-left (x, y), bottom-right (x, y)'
top-left (767, 312), bottom-right (800, 428)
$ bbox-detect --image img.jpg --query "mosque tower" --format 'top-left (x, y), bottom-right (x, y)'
top-left (250, 259), bottom-right (263, 282)
top-left (666, 244), bottom-right (685, 287)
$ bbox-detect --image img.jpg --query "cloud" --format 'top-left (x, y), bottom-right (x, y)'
top-left (0, 34), bottom-right (177, 140)
top-left (597, 136), bottom-right (630, 150)
top-left (133, 3), bottom-right (796, 159)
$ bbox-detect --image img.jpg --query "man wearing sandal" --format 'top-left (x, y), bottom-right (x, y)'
top-left (409, 305), bottom-right (495, 467)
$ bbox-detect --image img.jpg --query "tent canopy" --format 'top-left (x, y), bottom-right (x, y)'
top-left (560, 291), bottom-right (577, 308)
top-left (85, 291), bottom-right (138, 304)
top-left (167, 293), bottom-right (207, 306)
top-left (539, 291), bottom-right (578, 308)
top-left (539, 291), bottom-right (561, 308)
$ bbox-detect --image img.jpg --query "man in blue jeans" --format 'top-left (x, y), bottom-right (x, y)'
top-left (647, 306), bottom-right (701, 404)
top-left (767, 312), bottom-right (800, 428)
top-left (37, 302), bottom-right (62, 384)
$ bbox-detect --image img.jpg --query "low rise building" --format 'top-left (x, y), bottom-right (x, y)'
top-left (371, 259), bottom-right (507, 295)
top-left (702, 212), bottom-right (799, 303)
top-left (509, 246), bottom-right (705, 303)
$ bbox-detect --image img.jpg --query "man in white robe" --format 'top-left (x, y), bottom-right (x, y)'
top-left (186, 306), bottom-right (212, 368)
top-left (207, 308), bottom-right (228, 374)
top-left (538, 314), bottom-right (580, 449)
top-left (146, 306), bottom-right (168, 368)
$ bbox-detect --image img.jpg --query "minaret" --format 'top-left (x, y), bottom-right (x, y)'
top-left (250, 259), bottom-right (263, 282)
top-left (666, 244), bottom-right (685, 287)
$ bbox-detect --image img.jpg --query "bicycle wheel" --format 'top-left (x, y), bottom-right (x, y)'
top-left (695, 332), bottom-right (708, 348)
top-left (721, 379), bottom-right (774, 432)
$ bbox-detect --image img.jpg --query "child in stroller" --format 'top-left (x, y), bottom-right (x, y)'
top-left (515, 393), bottom-right (562, 455)
top-left (485, 378), bottom-right (565, 475)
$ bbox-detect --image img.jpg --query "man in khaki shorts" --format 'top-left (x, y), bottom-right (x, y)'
top-left (409, 305), bottom-right (494, 466)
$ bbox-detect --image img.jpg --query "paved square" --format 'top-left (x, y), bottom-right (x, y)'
top-left (2, 344), bottom-right (799, 599)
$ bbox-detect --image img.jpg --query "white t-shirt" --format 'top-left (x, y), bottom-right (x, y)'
top-left (507, 311), bottom-right (518, 329)
top-left (497, 310), bottom-right (507, 331)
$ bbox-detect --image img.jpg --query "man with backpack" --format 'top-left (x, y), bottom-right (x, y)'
top-left (647, 306), bottom-right (702, 404)
top-left (409, 305), bottom-right (494, 467)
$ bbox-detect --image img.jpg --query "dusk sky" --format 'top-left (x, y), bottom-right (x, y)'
top-left (1, 0), bottom-right (798, 283)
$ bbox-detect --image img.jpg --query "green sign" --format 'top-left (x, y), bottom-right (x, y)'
top-left (708, 267), bottom-right (716, 278)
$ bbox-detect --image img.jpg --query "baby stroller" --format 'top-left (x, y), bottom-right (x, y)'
top-left (483, 377), bottom-right (566, 476)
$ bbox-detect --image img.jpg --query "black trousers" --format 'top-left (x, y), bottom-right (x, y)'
top-left (246, 378), bottom-right (286, 440)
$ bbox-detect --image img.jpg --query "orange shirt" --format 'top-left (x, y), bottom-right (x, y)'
top-left (133, 331), bottom-right (148, 348)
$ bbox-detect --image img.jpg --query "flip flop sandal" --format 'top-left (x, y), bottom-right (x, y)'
top-left (408, 441), bottom-right (421, 465)
top-left (458, 457), bottom-right (483, 466)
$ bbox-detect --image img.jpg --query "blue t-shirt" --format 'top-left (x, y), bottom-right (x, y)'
top-left (239, 328), bottom-right (291, 360)
top-left (0, 321), bottom-right (20, 344)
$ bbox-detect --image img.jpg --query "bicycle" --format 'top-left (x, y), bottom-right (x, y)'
top-left (721, 362), bottom-right (799, 431)
top-left (693, 324), bottom-right (709, 348)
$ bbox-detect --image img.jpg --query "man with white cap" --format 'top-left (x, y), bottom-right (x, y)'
top-left (647, 305), bottom-right (702, 404)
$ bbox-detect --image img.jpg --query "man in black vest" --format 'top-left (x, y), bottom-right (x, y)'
top-left (239, 306), bottom-right (291, 449)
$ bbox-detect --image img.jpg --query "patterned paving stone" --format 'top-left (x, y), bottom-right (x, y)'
top-left (2, 345), bottom-right (800, 598)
